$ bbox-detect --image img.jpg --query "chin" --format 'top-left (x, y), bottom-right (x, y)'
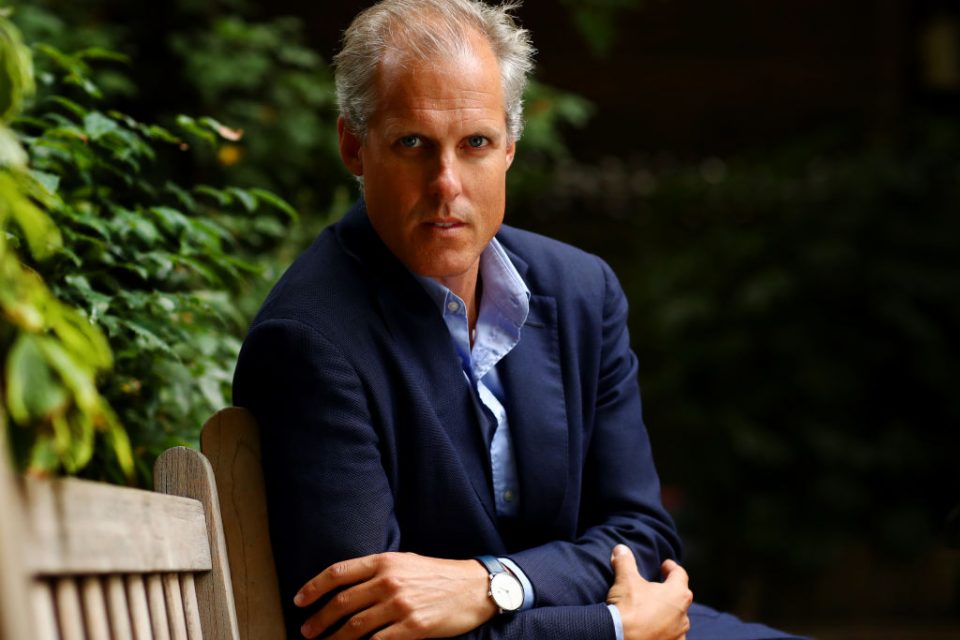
top-left (410, 257), bottom-right (474, 280)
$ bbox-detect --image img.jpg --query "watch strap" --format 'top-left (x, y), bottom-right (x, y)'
top-left (475, 555), bottom-right (505, 577)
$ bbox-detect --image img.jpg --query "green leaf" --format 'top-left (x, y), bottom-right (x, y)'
top-left (105, 414), bottom-right (134, 477)
top-left (47, 96), bottom-right (89, 119)
top-left (249, 187), bottom-right (299, 221)
top-left (35, 336), bottom-right (99, 411)
top-left (194, 184), bottom-right (232, 206)
top-left (5, 334), bottom-right (70, 425)
top-left (124, 320), bottom-right (177, 356)
top-left (0, 127), bottom-right (27, 166)
top-left (29, 168), bottom-right (60, 194)
top-left (84, 111), bottom-right (119, 140)
top-left (4, 176), bottom-right (62, 259)
top-left (75, 48), bottom-right (130, 64)
top-left (175, 114), bottom-right (216, 145)
top-left (0, 15), bottom-right (35, 122)
top-left (150, 206), bottom-right (190, 236)
top-left (27, 436), bottom-right (59, 474)
top-left (227, 187), bottom-right (256, 212)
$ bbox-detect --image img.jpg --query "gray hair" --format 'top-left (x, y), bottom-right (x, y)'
top-left (333, 0), bottom-right (535, 143)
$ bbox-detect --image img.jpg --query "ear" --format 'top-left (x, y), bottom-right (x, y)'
top-left (505, 138), bottom-right (517, 171)
top-left (338, 117), bottom-right (364, 176)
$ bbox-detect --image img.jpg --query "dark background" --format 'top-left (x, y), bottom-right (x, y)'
top-left (280, 2), bottom-right (960, 635)
top-left (13, 0), bottom-right (960, 637)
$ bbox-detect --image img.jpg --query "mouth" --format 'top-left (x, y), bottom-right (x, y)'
top-left (424, 218), bottom-right (466, 229)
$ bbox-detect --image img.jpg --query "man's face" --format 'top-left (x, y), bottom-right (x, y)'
top-left (338, 32), bottom-right (516, 287)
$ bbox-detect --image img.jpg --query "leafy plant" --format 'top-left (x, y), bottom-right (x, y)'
top-left (1, 10), bottom-right (131, 475)
top-left (2, 10), bottom-right (296, 482)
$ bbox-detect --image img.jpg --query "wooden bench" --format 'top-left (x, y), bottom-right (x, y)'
top-left (0, 407), bottom-right (284, 640)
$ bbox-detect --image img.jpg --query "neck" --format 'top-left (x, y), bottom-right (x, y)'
top-left (433, 267), bottom-right (480, 334)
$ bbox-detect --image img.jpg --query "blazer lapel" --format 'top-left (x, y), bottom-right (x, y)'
top-left (338, 203), bottom-right (499, 523)
top-left (498, 252), bottom-right (571, 533)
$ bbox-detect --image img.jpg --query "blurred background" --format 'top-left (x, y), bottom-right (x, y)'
top-left (2, 0), bottom-right (958, 637)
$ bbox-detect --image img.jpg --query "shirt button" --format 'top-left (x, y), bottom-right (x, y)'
top-left (503, 489), bottom-right (516, 503)
top-left (446, 301), bottom-right (460, 313)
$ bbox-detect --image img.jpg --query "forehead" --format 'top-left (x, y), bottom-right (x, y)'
top-left (370, 33), bottom-right (507, 132)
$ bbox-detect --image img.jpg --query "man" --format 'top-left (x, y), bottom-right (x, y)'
top-left (234, 1), bottom-right (802, 639)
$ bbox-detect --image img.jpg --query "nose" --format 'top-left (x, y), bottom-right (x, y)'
top-left (428, 150), bottom-right (462, 203)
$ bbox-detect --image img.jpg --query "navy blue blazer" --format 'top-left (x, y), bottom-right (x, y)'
top-left (234, 202), bottom-right (795, 640)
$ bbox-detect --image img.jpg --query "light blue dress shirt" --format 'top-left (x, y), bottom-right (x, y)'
top-left (415, 237), bottom-right (624, 639)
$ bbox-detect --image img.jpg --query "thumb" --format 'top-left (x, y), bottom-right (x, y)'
top-left (661, 558), bottom-right (689, 588)
top-left (611, 544), bottom-right (643, 586)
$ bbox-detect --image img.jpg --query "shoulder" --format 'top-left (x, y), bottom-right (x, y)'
top-left (496, 223), bottom-right (616, 297)
top-left (249, 220), bottom-right (374, 340)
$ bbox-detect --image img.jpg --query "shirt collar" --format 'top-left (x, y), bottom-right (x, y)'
top-left (414, 237), bottom-right (530, 381)
top-left (414, 237), bottom-right (530, 326)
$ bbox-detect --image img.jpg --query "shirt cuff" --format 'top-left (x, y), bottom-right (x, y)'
top-left (498, 557), bottom-right (535, 611)
top-left (607, 603), bottom-right (625, 640)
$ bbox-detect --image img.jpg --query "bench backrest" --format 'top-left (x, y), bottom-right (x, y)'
top-left (200, 408), bottom-right (284, 640)
top-left (0, 426), bottom-right (240, 639)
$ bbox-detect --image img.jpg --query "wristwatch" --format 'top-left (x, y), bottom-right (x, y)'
top-left (475, 555), bottom-right (524, 613)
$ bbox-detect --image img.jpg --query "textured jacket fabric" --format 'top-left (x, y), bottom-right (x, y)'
top-left (234, 201), bottom-right (797, 640)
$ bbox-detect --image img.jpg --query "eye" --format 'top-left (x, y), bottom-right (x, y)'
top-left (466, 135), bottom-right (488, 149)
top-left (398, 135), bottom-right (422, 148)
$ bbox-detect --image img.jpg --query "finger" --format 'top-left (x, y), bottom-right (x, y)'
top-left (661, 559), bottom-right (689, 587)
top-left (610, 544), bottom-right (645, 586)
top-left (296, 555), bottom-right (381, 607)
top-left (303, 580), bottom-right (385, 638)
top-left (325, 601), bottom-right (395, 640)
top-left (661, 558), bottom-right (680, 574)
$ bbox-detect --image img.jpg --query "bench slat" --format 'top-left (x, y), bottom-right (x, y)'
top-left (181, 573), bottom-right (204, 640)
top-left (155, 446), bottom-right (240, 640)
top-left (148, 573), bottom-right (172, 640)
top-left (31, 581), bottom-right (59, 640)
top-left (163, 572), bottom-right (189, 640)
top-left (126, 574), bottom-right (154, 640)
top-left (106, 575), bottom-right (135, 639)
top-left (54, 578), bottom-right (84, 640)
top-left (81, 576), bottom-right (111, 640)
top-left (0, 429), bottom-right (34, 640)
top-left (25, 477), bottom-right (212, 575)
top-left (201, 407), bottom-right (285, 640)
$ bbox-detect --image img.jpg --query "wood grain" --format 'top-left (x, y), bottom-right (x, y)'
top-left (147, 572), bottom-right (172, 640)
top-left (155, 446), bottom-right (241, 640)
top-left (180, 573), bottom-right (204, 640)
top-left (0, 425), bottom-right (33, 640)
top-left (30, 581), bottom-right (60, 640)
top-left (54, 578), bottom-right (84, 640)
top-left (105, 574), bottom-right (134, 639)
top-left (126, 574), bottom-right (154, 640)
top-left (24, 476), bottom-right (211, 575)
top-left (80, 575), bottom-right (111, 640)
top-left (201, 407), bottom-right (285, 640)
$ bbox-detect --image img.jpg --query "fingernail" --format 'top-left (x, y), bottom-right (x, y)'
top-left (301, 623), bottom-right (311, 637)
top-left (612, 544), bottom-right (627, 559)
top-left (294, 592), bottom-right (305, 606)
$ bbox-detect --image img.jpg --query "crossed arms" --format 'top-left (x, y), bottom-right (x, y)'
top-left (234, 250), bottom-right (690, 639)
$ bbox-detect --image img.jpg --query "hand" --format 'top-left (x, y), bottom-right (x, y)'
top-left (605, 545), bottom-right (693, 640)
top-left (294, 551), bottom-right (498, 640)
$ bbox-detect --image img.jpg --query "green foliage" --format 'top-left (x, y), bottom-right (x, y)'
top-left (168, 11), bottom-right (344, 220)
top-left (2, 10), bottom-right (296, 482)
top-left (1, 12), bottom-right (131, 475)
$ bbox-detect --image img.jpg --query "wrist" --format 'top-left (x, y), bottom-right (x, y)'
top-left (475, 555), bottom-right (524, 614)
top-left (467, 559), bottom-right (499, 621)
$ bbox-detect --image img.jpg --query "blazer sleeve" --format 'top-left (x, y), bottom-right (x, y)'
top-left (505, 257), bottom-right (683, 607)
top-left (234, 317), bottom-right (619, 640)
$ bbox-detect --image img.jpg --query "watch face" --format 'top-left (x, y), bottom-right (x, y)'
top-left (490, 572), bottom-right (524, 611)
